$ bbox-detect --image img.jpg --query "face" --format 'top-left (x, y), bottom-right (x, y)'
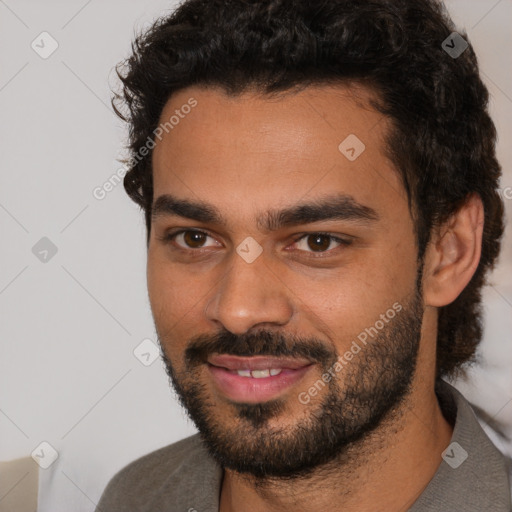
top-left (148, 84), bottom-right (425, 478)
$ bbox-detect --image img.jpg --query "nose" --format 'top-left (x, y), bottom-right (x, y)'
top-left (204, 248), bottom-right (294, 335)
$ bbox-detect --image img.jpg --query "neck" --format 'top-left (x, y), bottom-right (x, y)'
top-left (219, 379), bottom-right (453, 512)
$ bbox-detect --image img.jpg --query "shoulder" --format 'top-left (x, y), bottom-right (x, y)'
top-left (110, 432), bottom-right (206, 479)
top-left (411, 380), bottom-right (512, 511)
top-left (96, 433), bottom-right (213, 511)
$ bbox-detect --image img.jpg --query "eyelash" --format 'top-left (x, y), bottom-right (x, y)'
top-left (157, 229), bottom-right (352, 258)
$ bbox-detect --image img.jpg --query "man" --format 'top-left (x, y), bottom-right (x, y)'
top-left (97, 0), bottom-right (511, 510)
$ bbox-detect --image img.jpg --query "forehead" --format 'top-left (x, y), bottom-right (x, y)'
top-left (151, 83), bottom-right (407, 224)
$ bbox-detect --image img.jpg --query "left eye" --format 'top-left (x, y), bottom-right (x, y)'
top-left (166, 230), bottom-right (219, 249)
top-left (292, 233), bottom-right (350, 253)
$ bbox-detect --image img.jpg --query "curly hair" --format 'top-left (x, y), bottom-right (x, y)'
top-left (112, 0), bottom-right (504, 379)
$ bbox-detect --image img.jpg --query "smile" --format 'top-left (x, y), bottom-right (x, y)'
top-left (206, 355), bottom-right (315, 402)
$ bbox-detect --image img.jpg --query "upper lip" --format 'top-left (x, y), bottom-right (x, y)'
top-left (207, 354), bottom-right (314, 371)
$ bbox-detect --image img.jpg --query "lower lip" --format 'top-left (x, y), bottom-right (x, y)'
top-left (207, 363), bottom-right (314, 403)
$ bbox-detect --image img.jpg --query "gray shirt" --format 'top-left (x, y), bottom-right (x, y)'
top-left (96, 381), bottom-right (511, 511)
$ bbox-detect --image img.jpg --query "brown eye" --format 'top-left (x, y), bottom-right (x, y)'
top-left (306, 234), bottom-right (332, 252)
top-left (292, 233), bottom-right (351, 255)
top-left (161, 230), bottom-right (219, 251)
top-left (182, 230), bottom-right (208, 248)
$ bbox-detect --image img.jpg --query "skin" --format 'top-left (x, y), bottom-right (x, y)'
top-left (147, 84), bottom-right (484, 511)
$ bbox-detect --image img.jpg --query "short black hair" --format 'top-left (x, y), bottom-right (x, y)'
top-left (112, 0), bottom-right (504, 379)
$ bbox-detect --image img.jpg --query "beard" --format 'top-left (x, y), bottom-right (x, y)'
top-left (158, 282), bottom-right (424, 480)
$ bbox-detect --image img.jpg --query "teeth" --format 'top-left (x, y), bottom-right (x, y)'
top-left (235, 368), bottom-right (283, 378)
top-left (251, 369), bottom-right (270, 378)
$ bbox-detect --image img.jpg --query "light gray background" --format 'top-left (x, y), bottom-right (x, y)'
top-left (0, 1), bottom-right (511, 511)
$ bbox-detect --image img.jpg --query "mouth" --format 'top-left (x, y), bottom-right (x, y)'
top-left (207, 354), bottom-right (315, 403)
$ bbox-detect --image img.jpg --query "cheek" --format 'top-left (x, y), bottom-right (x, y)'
top-left (147, 257), bottom-right (201, 365)
top-left (295, 280), bottom-right (380, 345)
top-left (348, 249), bottom-right (417, 328)
top-left (146, 251), bottom-right (204, 330)
top-left (295, 253), bottom-right (417, 344)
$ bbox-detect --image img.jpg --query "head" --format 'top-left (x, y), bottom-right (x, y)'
top-left (113, 0), bottom-right (504, 478)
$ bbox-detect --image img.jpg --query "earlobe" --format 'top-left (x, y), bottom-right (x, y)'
top-left (423, 193), bottom-right (484, 307)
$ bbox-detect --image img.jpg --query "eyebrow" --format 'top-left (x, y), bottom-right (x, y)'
top-left (151, 193), bottom-right (379, 231)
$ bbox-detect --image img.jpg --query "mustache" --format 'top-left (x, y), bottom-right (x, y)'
top-left (183, 329), bottom-right (336, 369)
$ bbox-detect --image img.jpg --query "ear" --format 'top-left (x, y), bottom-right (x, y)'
top-left (422, 193), bottom-right (484, 307)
